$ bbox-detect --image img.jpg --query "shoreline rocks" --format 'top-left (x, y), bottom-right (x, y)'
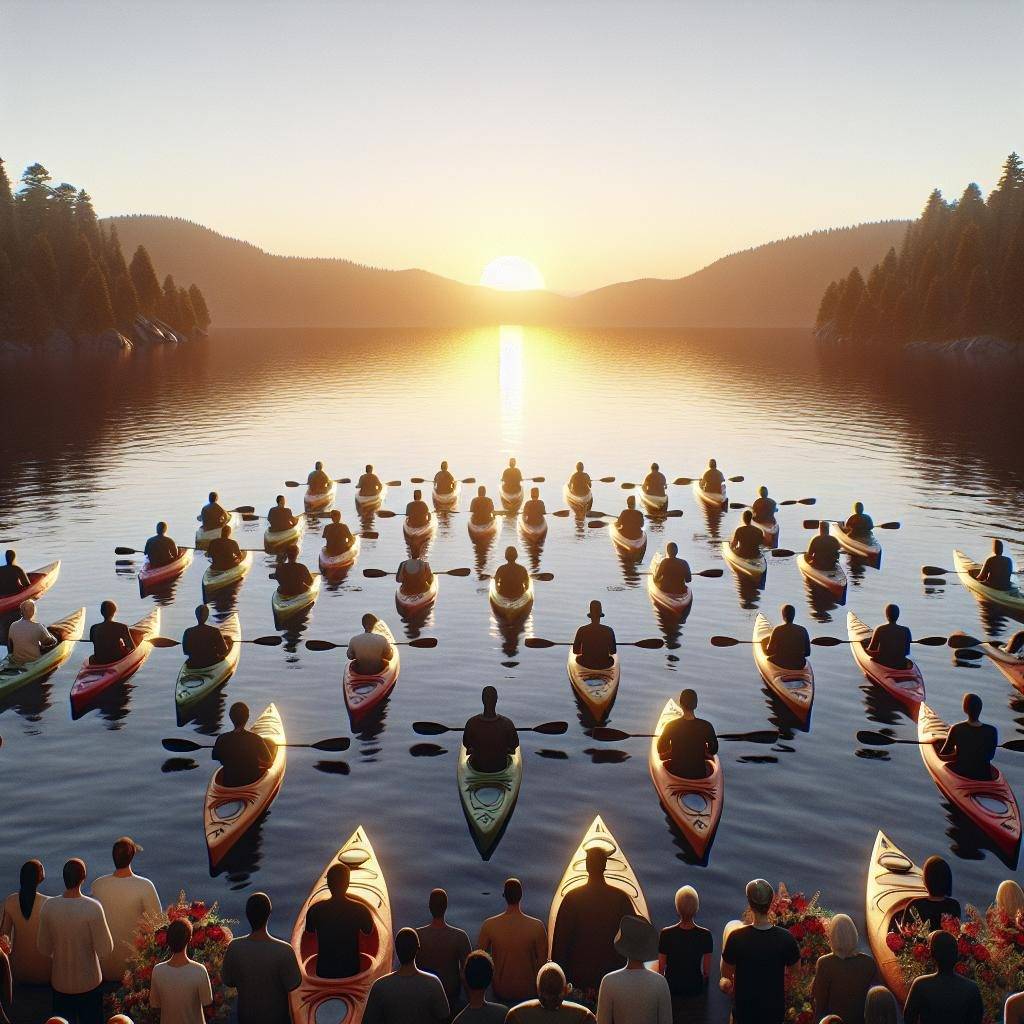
top-left (0, 314), bottom-right (204, 356)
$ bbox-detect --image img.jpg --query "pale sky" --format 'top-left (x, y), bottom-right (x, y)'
top-left (3, 1), bottom-right (1023, 292)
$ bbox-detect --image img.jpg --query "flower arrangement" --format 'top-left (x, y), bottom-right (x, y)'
top-left (107, 892), bottom-right (235, 1024)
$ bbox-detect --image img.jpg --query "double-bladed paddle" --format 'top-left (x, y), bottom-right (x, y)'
top-left (162, 735), bottom-right (351, 752)
top-left (479, 571), bottom-right (554, 582)
top-left (586, 510), bottom-right (684, 524)
top-left (729, 498), bottom-right (817, 510)
top-left (673, 475), bottom-right (744, 485)
top-left (149, 635), bottom-right (283, 649)
top-left (857, 730), bottom-right (1024, 753)
top-left (710, 634), bottom-right (946, 648)
top-left (525, 636), bottom-right (663, 649)
top-left (362, 567), bottom-right (471, 578)
top-left (591, 726), bottom-right (780, 744)
top-left (947, 632), bottom-right (1017, 650)
top-left (285, 478), bottom-right (352, 487)
top-left (409, 476), bottom-right (477, 485)
top-left (637, 568), bottom-right (724, 579)
top-left (304, 637), bottom-right (438, 652)
top-left (413, 720), bottom-right (568, 736)
top-left (804, 519), bottom-right (901, 530)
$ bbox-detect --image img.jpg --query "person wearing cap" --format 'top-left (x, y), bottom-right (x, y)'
top-left (181, 605), bottom-right (231, 670)
top-left (902, 929), bottom-right (982, 1024)
top-left (477, 879), bottom-right (548, 1006)
top-left (451, 949), bottom-right (506, 1023)
top-left (88, 601), bottom-right (136, 666)
top-left (91, 838), bottom-right (161, 982)
top-left (595, 915), bottom-right (672, 1022)
top-left (551, 848), bottom-right (635, 999)
top-left (642, 463), bottom-right (667, 500)
top-left (506, 962), bottom-right (595, 1023)
top-left (414, 889), bottom-right (471, 1013)
top-left (0, 550), bottom-right (31, 599)
top-left (493, 546), bottom-right (530, 600)
top-left (463, 686), bottom-right (520, 774)
top-left (572, 601), bottom-right (617, 671)
top-left (720, 879), bottom-right (799, 1024)
top-left (362, 927), bottom-right (449, 1023)
top-left (656, 690), bottom-right (718, 780)
top-left (143, 522), bottom-right (181, 569)
top-left (271, 546), bottom-right (314, 599)
top-left (6, 599), bottom-right (57, 665)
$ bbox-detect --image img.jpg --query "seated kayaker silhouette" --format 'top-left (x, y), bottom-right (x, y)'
top-left (493, 547), bottom-right (530, 600)
top-left (273, 547), bottom-right (313, 598)
top-left (470, 486), bottom-right (495, 527)
top-left (144, 522), bottom-right (181, 569)
top-left (199, 491), bottom-right (229, 531)
top-left (307, 460), bottom-right (331, 494)
top-left (751, 486), bottom-right (777, 526)
top-left (89, 600), bottom-right (137, 666)
top-left (843, 501), bottom-right (874, 539)
top-left (357, 464), bottom-right (383, 498)
top-left (764, 604), bottom-right (810, 670)
top-left (502, 458), bottom-right (523, 494)
top-left (304, 860), bottom-right (374, 979)
top-left (322, 510), bottom-right (355, 556)
top-left (728, 511), bottom-right (764, 560)
top-left (657, 689), bottom-right (719, 780)
top-left (7, 599), bottom-right (58, 665)
top-left (405, 489), bottom-right (432, 529)
top-left (182, 605), bottom-right (230, 670)
top-left (806, 521), bottom-right (841, 569)
top-left (976, 538), bottom-right (1014, 591)
top-left (268, 495), bottom-right (298, 533)
top-left (522, 487), bottom-right (546, 526)
top-left (615, 496), bottom-right (645, 540)
top-left (1005, 630), bottom-right (1024, 656)
top-left (653, 542), bottom-right (691, 597)
top-left (208, 524), bottom-right (244, 571)
top-left (865, 603), bottom-right (912, 669)
top-left (573, 600), bottom-right (616, 670)
top-left (433, 460), bottom-right (456, 496)
top-left (643, 462), bottom-right (666, 498)
top-left (347, 613), bottom-right (395, 675)
top-left (397, 556), bottom-right (434, 597)
top-left (896, 855), bottom-right (960, 931)
top-left (937, 692), bottom-right (998, 781)
top-left (700, 459), bottom-right (725, 494)
top-left (213, 701), bottom-right (275, 787)
top-left (567, 462), bottom-right (591, 498)
top-left (463, 685), bottom-right (520, 773)
top-left (0, 550), bottom-right (31, 598)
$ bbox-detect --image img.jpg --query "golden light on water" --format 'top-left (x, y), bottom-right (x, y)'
top-left (499, 325), bottom-right (524, 446)
top-left (479, 256), bottom-right (545, 291)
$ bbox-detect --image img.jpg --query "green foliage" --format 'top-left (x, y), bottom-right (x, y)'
top-left (188, 283), bottom-right (211, 330)
top-left (75, 262), bottom-right (115, 334)
top-left (129, 245), bottom-right (162, 316)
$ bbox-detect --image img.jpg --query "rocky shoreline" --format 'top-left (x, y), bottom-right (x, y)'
top-left (0, 313), bottom-right (205, 356)
top-left (815, 323), bottom-right (1024, 364)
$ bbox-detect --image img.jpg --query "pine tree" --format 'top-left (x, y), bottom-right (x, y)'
top-left (188, 283), bottom-right (211, 329)
top-left (997, 211), bottom-right (1024, 342)
top-left (104, 223), bottom-right (129, 281)
top-left (0, 157), bottom-right (14, 252)
top-left (816, 281), bottom-right (840, 327)
top-left (75, 262), bottom-right (115, 335)
top-left (67, 232), bottom-right (95, 294)
top-left (834, 268), bottom-right (865, 335)
top-left (111, 271), bottom-right (140, 330)
top-left (851, 293), bottom-right (878, 343)
top-left (11, 269), bottom-right (54, 344)
top-left (16, 163), bottom-right (53, 241)
top-left (72, 190), bottom-right (102, 254)
top-left (129, 245), bottom-right (162, 315)
top-left (177, 286), bottom-right (197, 334)
top-left (0, 247), bottom-right (12, 327)
top-left (920, 277), bottom-right (950, 341)
top-left (960, 265), bottom-right (993, 337)
top-left (26, 233), bottom-right (59, 308)
top-left (161, 274), bottom-right (180, 328)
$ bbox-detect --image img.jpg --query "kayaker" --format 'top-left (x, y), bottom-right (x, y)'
top-left (652, 542), bottom-right (691, 596)
top-left (572, 601), bottom-right (616, 671)
top-left (322, 511), bottom-right (355, 556)
top-left (406, 489), bottom-right (433, 529)
top-left (765, 604), bottom-right (810, 670)
top-left (213, 702), bottom-right (276, 788)
top-left (200, 492), bottom-right (229, 531)
top-left (268, 495), bottom-right (298, 533)
top-left (806, 521), bottom-right (841, 570)
top-left (866, 604), bottom-right (912, 669)
top-left (976, 538), bottom-right (1014, 591)
top-left (6, 600), bottom-right (57, 665)
top-left (357, 464), bottom-right (384, 499)
top-left (434, 461), bottom-right (457, 497)
top-left (463, 685), bottom-right (519, 773)
top-left (88, 601), bottom-right (136, 666)
top-left (551, 845), bottom-right (635, 997)
top-left (476, 878), bottom-right (548, 1007)
top-left (844, 501), bottom-right (874, 539)
top-left (728, 511), bottom-right (765, 560)
top-left (208, 525), bottom-right (244, 571)
top-left (272, 547), bottom-right (314, 598)
top-left (0, 551), bottom-right (30, 598)
top-left (362, 927), bottom-right (450, 1022)
top-left (143, 523), bottom-right (180, 569)
top-left (504, 962), bottom-right (595, 1023)
top-left (470, 486), bottom-right (496, 528)
top-left (657, 689), bottom-right (719, 780)
top-left (751, 486), bottom-right (777, 526)
top-left (303, 861), bottom-right (374, 980)
top-left (614, 496), bottom-right (645, 541)
top-left (897, 856), bottom-right (960, 931)
top-left (397, 556), bottom-right (435, 598)
top-left (643, 462), bottom-right (667, 498)
top-left (568, 462), bottom-right (592, 498)
top-left (699, 459), bottom-right (725, 495)
top-left (493, 547), bottom-right (530, 601)
top-left (937, 692), bottom-right (998, 782)
top-left (1005, 630), bottom-right (1024, 656)
top-left (522, 488), bottom-right (546, 527)
top-left (502, 458), bottom-right (524, 494)
top-left (347, 613), bottom-right (395, 675)
top-left (182, 605), bottom-right (230, 670)
top-left (414, 889), bottom-right (471, 1013)
top-left (307, 461), bottom-right (332, 494)
top-left (902, 929), bottom-right (983, 1024)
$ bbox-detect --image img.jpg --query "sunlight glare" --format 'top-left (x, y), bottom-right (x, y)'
top-left (480, 256), bottom-right (545, 291)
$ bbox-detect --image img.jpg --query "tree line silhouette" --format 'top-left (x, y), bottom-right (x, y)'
top-left (816, 152), bottom-right (1024, 348)
top-left (0, 159), bottom-right (210, 346)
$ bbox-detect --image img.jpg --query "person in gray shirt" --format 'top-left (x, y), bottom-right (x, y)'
top-left (363, 927), bottom-right (449, 1024)
top-left (453, 950), bottom-right (507, 1023)
top-left (222, 893), bottom-right (301, 1024)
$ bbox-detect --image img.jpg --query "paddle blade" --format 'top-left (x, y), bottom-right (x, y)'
top-left (632, 637), bottom-right (664, 649)
top-left (531, 476), bottom-right (546, 483)
top-left (587, 520), bottom-right (607, 529)
top-left (599, 476), bottom-right (615, 483)
top-left (376, 509), bottom-right (397, 518)
top-left (114, 546), bottom-right (138, 555)
top-left (461, 477), bottom-right (476, 484)
top-left (1002, 739), bottom-right (1024, 753)
top-left (335, 478), bottom-right (351, 484)
top-left (673, 477), bottom-right (694, 485)
top-left (879, 522), bottom-right (901, 530)
top-left (530, 722), bottom-right (569, 734)
top-left (921, 566), bottom-right (950, 576)
top-left (915, 636), bottom-right (948, 646)
top-left (803, 520), bottom-right (821, 529)
top-left (311, 737), bottom-right (352, 752)
top-left (811, 636), bottom-right (845, 647)
top-left (710, 636), bottom-right (740, 647)
top-left (800, 498), bottom-right (817, 505)
top-left (729, 475), bottom-right (744, 482)
top-left (524, 637), bottom-right (556, 648)
top-left (413, 721), bottom-right (449, 735)
top-left (409, 477), bottom-right (426, 484)
top-left (386, 480), bottom-right (401, 487)
top-left (443, 567), bottom-right (471, 577)
top-left (696, 568), bottom-right (724, 578)
top-left (285, 480), bottom-right (301, 487)
top-left (620, 482), bottom-right (636, 489)
top-left (664, 510), bottom-right (684, 517)
top-left (240, 513), bottom-right (260, 522)
top-left (591, 726), bottom-right (631, 742)
top-left (407, 637), bottom-right (439, 648)
top-left (719, 730), bottom-right (780, 744)
top-left (947, 633), bottom-right (981, 650)
top-left (362, 568), bottom-right (391, 578)
top-left (552, 509), bottom-right (572, 517)
top-left (150, 636), bottom-right (181, 648)
top-left (954, 649), bottom-right (983, 660)
top-left (532, 572), bottom-right (555, 582)
top-left (771, 548), bottom-right (795, 558)
top-left (305, 640), bottom-right (340, 651)
top-left (233, 505), bottom-right (255, 514)
top-left (729, 502), bottom-right (748, 510)
top-left (856, 730), bottom-right (897, 747)
top-left (162, 737), bottom-right (203, 752)
top-left (250, 635), bottom-right (284, 646)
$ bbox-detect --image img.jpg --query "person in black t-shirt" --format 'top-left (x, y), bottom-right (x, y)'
top-left (658, 884), bottom-right (712, 1017)
top-left (322, 511), bottom-right (355, 556)
top-left (182, 604), bottom-right (230, 669)
top-left (143, 522), bottom-right (180, 568)
top-left (903, 929), bottom-right (983, 1024)
top-left (729, 511), bottom-right (765, 560)
top-left (0, 550), bottom-right (30, 597)
top-left (305, 862), bottom-right (374, 980)
top-left (212, 702), bottom-right (276, 787)
top-left (938, 692), bottom-right (998, 781)
top-left (88, 600), bottom-right (137, 665)
top-left (898, 856), bottom-right (960, 932)
top-left (657, 689), bottom-right (719, 780)
top-left (208, 525), bottom-right (244, 571)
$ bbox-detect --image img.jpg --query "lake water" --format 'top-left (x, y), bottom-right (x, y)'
top-left (1, 326), bottom-right (1022, 1021)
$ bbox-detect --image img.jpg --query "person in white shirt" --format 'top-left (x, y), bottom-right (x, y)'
top-left (596, 916), bottom-right (672, 1024)
top-left (149, 918), bottom-right (213, 1024)
top-left (36, 859), bottom-right (113, 1024)
top-left (6, 599), bottom-right (57, 665)
top-left (91, 836), bottom-right (161, 982)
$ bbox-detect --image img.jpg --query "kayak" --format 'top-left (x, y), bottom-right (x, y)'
top-left (468, 516), bottom-right (499, 542)
top-left (70, 607), bottom-right (161, 713)
top-left (692, 481), bottom-right (727, 510)
top-left (289, 826), bottom-right (391, 1024)
top-left (343, 618), bottom-right (400, 719)
top-left (304, 481), bottom-right (337, 514)
top-left (797, 553), bottom-right (848, 602)
top-left (847, 612), bottom-right (925, 712)
top-left (139, 549), bottom-right (193, 595)
top-left (457, 745), bottom-right (523, 855)
top-left (0, 560), bottom-right (60, 616)
top-left (563, 484), bottom-right (593, 514)
top-left (954, 549), bottom-right (1024, 613)
top-left (979, 642), bottom-right (1024, 694)
top-left (830, 522), bottom-right (881, 561)
top-left (755, 518), bottom-right (780, 548)
top-left (433, 481), bottom-right (460, 509)
top-left (567, 651), bottom-right (620, 721)
top-left (263, 519), bottom-right (304, 552)
top-left (195, 513), bottom-right (238, 550)
top-left (548, 814), bottom-right (648, 956)
top-left (720, 541), bottom-right (766, 583)
top-left (202, 551), bottom-right (254, 596)
top-left (403, 516), bottom-right (436, 545)
top-left (488, 577), bottom-right (534, 620)
top-left (640, 489), bottom-right (668, 514)
top-left (204, 703), bottom-right (286, 867)
top-left (518, 514), bottom-right (548, 542)
top-left (0, 607), bottom-right (85, 699)
top-left (650, 699), bottom-right (723, 858)
top-left (917, 702), bottom-right (1021, 852)
top-left (174, 613), bottom-right (242, 710)
top-left (355, 485), bottom-right (387, 513)
top-left (396, 575), bottom-right (439, 616)
top-left (609, 522), bottom-right (647, 557)
top-left (500, 484), bottom-right (523, 509)
top-left (272, 574), bottom-right (321, 622)
top-left (752, 613), bottom-right (814, 722)
top-left (865, 831), bottom-right (927, 1003)
top-left (319, 537), bottom-right (361, 575)
top-left (646, 552), bottom-right (693, 616)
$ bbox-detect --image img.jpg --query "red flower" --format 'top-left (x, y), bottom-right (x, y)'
top-left (190, 901), bottom-right (208, 921)
top-left (207, 925), bottom-right (226, 943)
top-left (799, 944), bottom-right (815, 960)
top-left (134, 934), bottom-right (148, 949)
top-left (1016, 933), bottom-right (1024, 947)
top-left (981, 968), bottom-right (995, 985)
top-left (155, 928), bottom-right (168, 946)
top-left (963, 920), bottom-right (981, 938)
top-left (954, 961), bottom-right (968, 975)
top-left (972, 943), bottom-right (990, 962)
top-left (940, 915), bottom-right (961, 935)
top-left (912, 944), bottom-right (929, 961)
top-left (792, 894), bottom-right (809, 914)
top-left (796, 1012), bottom-right (812, 1024)
top-left (192, 928), bottom-right (207, 946)
top-left (886, 933), bottom-right (905, 953)
top-left (789, 923), bottom-right (806, 940)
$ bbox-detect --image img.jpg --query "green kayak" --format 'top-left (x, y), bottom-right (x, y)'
top-left (174, 614), bottom-right (242, 709)
top-left (0, 608), bottom-right (85, 700)
top-left (457, 745), bottom-right (522, 855)
top-left (202, 552), bottom-right (254, 596)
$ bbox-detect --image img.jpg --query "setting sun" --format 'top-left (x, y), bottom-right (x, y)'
top-left (479, 255), bottom-right (546, 291)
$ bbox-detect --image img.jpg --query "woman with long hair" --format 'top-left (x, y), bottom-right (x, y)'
top-left (0, 860), bottom-right (51, 984)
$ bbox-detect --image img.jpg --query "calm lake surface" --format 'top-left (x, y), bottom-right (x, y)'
top-left (2, 326), bottom-right (1022, 1020)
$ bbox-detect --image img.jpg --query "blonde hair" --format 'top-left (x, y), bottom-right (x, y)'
top-left (864, 985), bottom-right (899, 1024)
top-left (997, 880), bottom-right (1024, 917)
top-left (675, 885), bottom-right (699, 920)
top-left (828, 913), bottom-right (859, 958)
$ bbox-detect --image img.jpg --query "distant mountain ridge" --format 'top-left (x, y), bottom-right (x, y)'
top-left (103, 214), bottom-right (909, 329)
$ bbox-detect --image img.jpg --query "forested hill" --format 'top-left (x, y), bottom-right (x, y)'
top-left (104, 216), bottom-right (909, 330)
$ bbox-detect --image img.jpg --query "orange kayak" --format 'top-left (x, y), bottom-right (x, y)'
top-left (70, 608), bottom-right (161, 713)
top-left (343, 618), bottom-right (400, 719)
top-left (752, 613), bottom-right (813, 722)
top-left (646, 552), bottom-right (693, 616)
top-left (0, 560), bottom-right (60, 615)
top-left (847, 612), bottom-right (925, 713)
top-left (980, 642), bottom-right (1024, 694)
top-left (567, 652), bottom-right (620, 722)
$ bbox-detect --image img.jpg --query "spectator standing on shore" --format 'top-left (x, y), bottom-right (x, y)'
top-left (451, 950), bottom-right (506, 1023)
top-left (362, 927), bottom-right (449, 1023)
top-left (149, 919), bottom-right (213, 1024)
top-left (902, 929), bottom-right (982, 1024)
top-left (506, 962), bottom-right (596, 1023)
top-left (595, 915), bottom-right (672, 1023)
top-left (1, 860), bottom-right (51, 984)
top-left (811, 914), bottom-right (877, 1024)
top-left (477, 879), bottom-right (547, 1006)
top-left (657, 885), bottom-right (712, 1020)
top-left (415, 888), bottom-right (471, 1012)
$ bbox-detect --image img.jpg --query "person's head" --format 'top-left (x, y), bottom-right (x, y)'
top-left (781, 603), bottom-right (796, 624)
top-left (818, 521), bottom-right (828, 536)
top-left (428, 888), bottom-right (447, 920)
top-left (963, 692), bottom-right (982, 721)
top-left (43, 1018), bottom-right (70, 1024)
top-left (853, 501), bottom-right (864, 514)
top-left (530, 487), bottom-right (539, 499)
top-left (365, 464), bottom-right (373, 474)
top-left (503, 878), bottom-right (523, 906)
top-left (286, 545), bottom-right (299, 563)
top-left (361, 612), bottom-right (377, 632)
top-left (440, 460), bottom-right (448, 471)
top-left (167, 918), bottom-right (192, 953)
top-left (100, 600), bottom-right (116, 621)
top-left (708, 458), bottom-right (717, 469)
top-left (463, 950), bottom-right (494, 993)
top-left (651, 462), bottom-right (659, 472)
top-left (220, 524), bottom-right (232, 539)
top-left (922, 855), bottom-right (953, 898)
top-left (929, 928), bottom-right (957, 972)
top-left (194, 604), bottom-right (209, 625)
top-left (108, 1015), bottom-right (134, 1024)
top-left (864, 985), bottom-right (899, 1024)
top-left (245, 892), bottom-right (272, 930)
top-left (819, 1017), bottom-right (843, 1024)
top-left (585, 846), bottom-right (608, 881)
top-left (315, 461), bottom-right (323, 471)
top-left (326, 862), bottom-right (351, 898)
top-left (63, 858), bottom-right (86, 891)
top-left (674, 885), bottom-right (699, 924)
top-left (626, 495), bottom-right (636, 510)
top-left (208, 491), bottom-right (218, 503)
top-left (666, 541), bottom-right (678, 557)
top-left (509, 457), bottom-right (516, 468)
top-left (413, 489), bottom-right (422, 501)
top-left (505, 545), bottom-right (518, 563)
top-left (481, 685), bottom-right (498, 713)
top-left (588, 599), bottom-right (604, 621)
top-left (394, 926), bottom-right (419, 965)
top-left (112, 837), bottom-right (141, 870)
top-left (613, 915), bottom-right (659, 964)
top-left (18, 859), bottom-right (44, 919)
top-left (19, 598), bottom-right (36, 622)
top-left (745, 878), bottom-right (774, 915)
top-left (997, 880), bottom-right (1024, 917)
top-left (742, 510), bottom-right (753, 525)
top-left (4, 550), bottom-right (14, 565)
top-left (828, 913), bottom-right (859, 958)
top-left (679, 688), bottom-right (698, 712)
top-left (477, 485), bottom-right (485, 498)
top-left (759, 486), bottom-right (768, 498)
top-left (156, 521), bottom-right (167, 536)
top-left (229, 701), bottom-right (250, 729)
top-left (275, 494), bottom-right (285, 507)
top-left (885, 603), bottom-right (899, 623)
top-left (330, 510), bottom-right (340, 524)
top-left (536, 962), bottom-right (569, 1010)
top-left (575, 462), bottom-right (583, 472)
top-left (994, 538), bottom-right (1004, 555)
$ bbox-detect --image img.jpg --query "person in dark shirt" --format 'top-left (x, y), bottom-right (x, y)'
top-left (568, 462), bottom-right (592, 498)
top-left (844, 501), bottom-right (874, 539)
top-left (88, 600), bottom-right (136, 665)
top-left (700, 459), bottom-right (725, 495)
top-left (463, 686), bottom-right (519, 773)
top-left (806, 522), bottom-right (841, 570)
top-left (304, 862), bottom-right (374, 980)
top-left (433, 461), bottom-right (457, 497)
top-left (307, 461), bottom-right (332, 494)
top-left (729, 511), bottom-right (765, 560)
top-left (502, 458), bottom-right (524, 495)
top-left (397, 556), bottom-right (434, 597)
top-left (143, 523), bottom-right (179, 568)
top-left (898, 856), bottom-right (960, 932)
top-left (213, 702), bottom-right (276, 788)
top-left (652, 542), bottom-right (691, 596)
top-left (273, 547), bottom-right (314, 598)
top-left (867, 603), bottom-right (912, 669)
top-left (938, 692), bottom-right (998, 781)
top-left (268, 496), bottom-right (297, 533)
top-left (643, 462), bottom-right (667, 498)
top-left (322, 510), bottom-right (355, 556)
top-left (182, 605), bottom-right (230, 670)
top-left (657, 689), bottom-right (719, 780)
top-left (751, 487), bottom-right (777, 527)
top-left (765, 604), bottom-right (811, 670)
top-left (614, 496), bottom-right (645, 540)
top-left (200, 492), bottom-right (229, 531)
top-left (521, 488), bottom-right (546, 527)
top-left (414, 888), bottom-right (471, 1012)
top-left (406, 489), bottom-right (432, 529)
top-left (721, 879), bottom-right (800, 1024)
top-left (470, 487), bottom-right (495, 527)
top-left (494, 547), bottom-right (530, 600)
top-left (903, 929), bottom-right (983, 1024)
top-left (357, 464), bottom-right (383, 498)
top-left (0, 550), bottom-right (30, 597)
top-left (977, 538), bottom-right (1014, 591)
top-left (208, 525), bottom-right (244, 571)
top-left (572, 601), bottom-right (616, 670)
top-left (658, 885), bottom-right (712, 1008)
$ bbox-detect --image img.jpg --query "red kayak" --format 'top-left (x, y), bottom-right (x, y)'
top-left (342, 618), bottom-right (400, 720)
top-left (0, 561), bottom-right (60, 615)
top-left (138, 549), bottom-right (194, 595)
top-left (70, 608), bottom-right (161, 713)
